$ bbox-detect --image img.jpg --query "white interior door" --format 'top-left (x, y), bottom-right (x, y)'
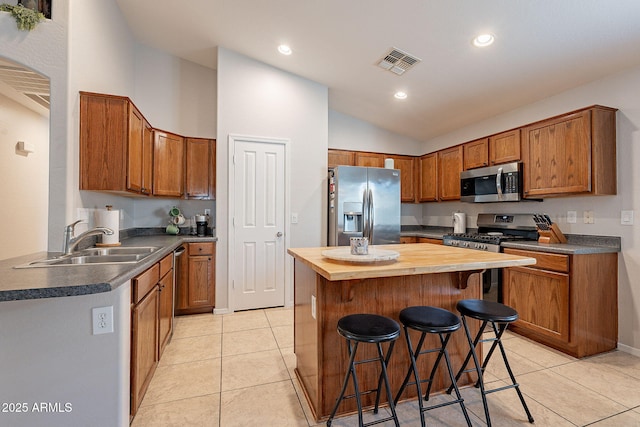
top-left (232, 138), bottom-right (286, 310)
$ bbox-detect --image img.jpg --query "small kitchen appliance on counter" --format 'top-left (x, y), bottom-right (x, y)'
top-left (453, 212), bottom-right (466, 234)
top-left (195, 214), bottom-right (208, 237)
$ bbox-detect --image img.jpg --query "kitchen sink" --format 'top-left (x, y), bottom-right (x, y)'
top-left (14, 246), bottom-right (160, 268)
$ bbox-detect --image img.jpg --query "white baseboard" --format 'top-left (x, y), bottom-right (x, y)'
top-left (617, 342), bottom-right (640, 357)
top-left (213, 307), bottom-right (231, 315)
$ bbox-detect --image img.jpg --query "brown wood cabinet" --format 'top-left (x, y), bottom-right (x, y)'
top-left (176, 242), bottom-right (216, 315)
top-left (80, 91), bottom-right (215, 199)
top-left (503, 248), bottom-right (618, 358)
top-left (80, 92), bottom-right (145, 194)
top-left (354, 151), bottom-right (385, 167)
top-left (521, 106), bottom-right (617, 198)
top-left (489, 129), bottom-right (521, 165)
top-left (437, 146), bottom-right (463, 201)
top-left (400, 236), bottom-right (416, 244)
top-left (131, 254), bottom-right (175, 417)
top-left (417, 237), bottom-right (442, 245)
top-left (185, 138), bottom-right (216, 200)
top-left (126, 105), bottom-right (151, 194)
top-left (418, 153), bottom-right (438, 202)
top-left (153, 131), bottom-right (184, 197)
top-left (388, 155), bottom-right (416, 202)
top-left (328, 149), bottom-right (355, 168)
top-left (463, 138), bottom-right (489, 170)
top-left (130, 263), bottom-right (160, 416)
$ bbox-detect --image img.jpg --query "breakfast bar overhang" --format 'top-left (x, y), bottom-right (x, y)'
top-left (288, 243), bottom-right (536, 421)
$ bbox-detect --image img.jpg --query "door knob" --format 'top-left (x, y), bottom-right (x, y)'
top-left (276, 232), bottom-right (283, 237)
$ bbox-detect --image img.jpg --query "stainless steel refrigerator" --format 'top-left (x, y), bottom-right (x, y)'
top-left (328, 166), bottom-right (401, 246)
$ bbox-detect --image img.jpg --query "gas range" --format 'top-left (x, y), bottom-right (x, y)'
top-left (442, 213), bottom-right (539, 253)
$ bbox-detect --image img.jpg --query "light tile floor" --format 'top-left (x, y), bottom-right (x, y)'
top-left (131, 308), bottom-right (640, 426)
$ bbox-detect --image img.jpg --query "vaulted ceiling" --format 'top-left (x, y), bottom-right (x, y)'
top-left (116, 0), bottom-right (640, 142)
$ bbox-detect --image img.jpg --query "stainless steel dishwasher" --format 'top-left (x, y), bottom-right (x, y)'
top-left (172, 246), bottom-right (186, 321)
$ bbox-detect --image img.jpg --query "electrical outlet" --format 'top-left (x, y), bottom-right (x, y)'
top-left (567, 211), bottom-right (577, 224)
top-left (92, 306), bottom-right (114, 335)
top-left (583, 210), bottom-right (594, 224)
top-left (291, 213), bottom-right (298, 224)
top-left (621, 210), bottom-right (634, 225)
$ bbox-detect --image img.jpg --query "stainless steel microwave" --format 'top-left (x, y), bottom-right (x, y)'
top-left (460, 162), bottom-right (522, 203)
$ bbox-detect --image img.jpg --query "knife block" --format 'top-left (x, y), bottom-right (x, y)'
top-left (538, 223), bottom-right (568, 244)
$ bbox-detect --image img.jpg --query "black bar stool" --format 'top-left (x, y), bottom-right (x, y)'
top-left (326, 314), bottom-right (401, 427)
top-left (394, 306), bottom-right (472, 427)
top-left (449, 299), bottom-right (534, 426)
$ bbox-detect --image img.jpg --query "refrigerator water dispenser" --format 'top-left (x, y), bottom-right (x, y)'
top-left (343, 202), bottom-right (363, 232)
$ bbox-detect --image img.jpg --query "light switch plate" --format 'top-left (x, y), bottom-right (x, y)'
top-left (567, 211), bottom-right (577, 224)
top-left (621, 210), bottom-right (634, 225)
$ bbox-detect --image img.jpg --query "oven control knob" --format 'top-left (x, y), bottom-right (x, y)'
top-left (462, 242), bottom-right (469, 248)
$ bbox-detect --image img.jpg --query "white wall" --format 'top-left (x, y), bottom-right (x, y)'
top-left (216, 47), bottom-right (328, 311)
top-left (329, 109), bottom-right (423, 156)
top-left (0, 94), bottom-right (49, 260)
top-left (418, 65), bottom-right (640, 354)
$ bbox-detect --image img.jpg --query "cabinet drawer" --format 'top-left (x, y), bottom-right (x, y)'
top-left (159, 253), bottom-right (173, 278)
top-left (189, 242), bottom-right (214, 255)
top-left (133, 263), bottom-right (160, 303)
top-left (504, 248), bottom-right (569, 273)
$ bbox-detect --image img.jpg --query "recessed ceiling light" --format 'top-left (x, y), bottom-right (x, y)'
top-left (394, 91), bottom-right (408, 100)
top-left (473, 34), bottom-right (495, 47)
top-left (278, 44), bottom-right (292, 55)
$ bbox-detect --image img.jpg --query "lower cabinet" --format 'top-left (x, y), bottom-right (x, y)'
top-left (131, 253), bottom-right (174, 418)
top-left (176, 242), bottom-right (216, 315)
top-left (502, 248), bottom-right (618, 358)
top-left (400, 236), bottom-right (443, 244)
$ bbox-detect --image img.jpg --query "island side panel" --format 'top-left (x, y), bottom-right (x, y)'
top-left (293, 260), bottom-right (320, 418)
top-left (315, 271), bottom-right (482, 419)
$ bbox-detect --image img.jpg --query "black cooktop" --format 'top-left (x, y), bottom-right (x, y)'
top-left (443, 233), bottom-right (532, 245)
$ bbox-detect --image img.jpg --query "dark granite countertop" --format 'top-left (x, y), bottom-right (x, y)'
top-left (400, 225), bottom-right (620, 255)
top-left (0, 231), bottom-right (217, 302)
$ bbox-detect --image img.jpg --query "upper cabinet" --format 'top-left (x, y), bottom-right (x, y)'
top-left (418, 153), bottom-right (438, 202)
top-left (388, 155), bottom-right (416, 202)
top-left (79, 92), bottom-right (216, 199)
top-left (521, 106), bottom-right (616, 198)
top-left (80, 92), bottom-right (137, 193)
top-left (126, 106), bottom-right (153, 195)
top-left (328, 149), bottom-right (355, 168)
top-left (463, 138), bottom-right (489, 170)
top-left (185, 138), bottom-right (216, 200)
top-left (153, 131), bottom-right (184, 197)
top-left (438, 146), bottom-right (463, 201)
top-left (490, 129), bottom-right (521, 165)
top-left (354, 151), bottom-right (385, 167)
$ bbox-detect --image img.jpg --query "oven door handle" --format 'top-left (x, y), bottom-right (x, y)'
top-left (496, 167), bottom-right (503, 198)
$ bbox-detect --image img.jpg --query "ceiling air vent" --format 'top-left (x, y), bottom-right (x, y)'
top-left (377, 48), bottom-right (421, 76)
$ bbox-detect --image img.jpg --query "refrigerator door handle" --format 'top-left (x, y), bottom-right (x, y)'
top-left (362, 188), bottom-right (369, 239)
top-left (368, 188), bottom-right (374, 243)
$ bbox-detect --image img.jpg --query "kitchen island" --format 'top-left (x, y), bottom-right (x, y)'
top-left (288, 243), bottom-right (536, 421)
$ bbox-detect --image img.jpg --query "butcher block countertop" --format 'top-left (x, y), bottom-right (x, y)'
top-left (288, 243), bottom-right (536, 281)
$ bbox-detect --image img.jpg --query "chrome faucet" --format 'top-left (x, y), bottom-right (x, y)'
top-left (62, 220), bottom-right (114, 255)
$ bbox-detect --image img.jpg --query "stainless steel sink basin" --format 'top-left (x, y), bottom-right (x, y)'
top-left (14, 246), bottom-right (160, 268)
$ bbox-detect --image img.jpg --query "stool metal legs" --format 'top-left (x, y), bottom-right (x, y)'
top-left (326, 339), bottom-right (400, 427)
top-left (395, 326), bottom-right (472, 427)
top-left (450, 315), bottom-right (534, 426)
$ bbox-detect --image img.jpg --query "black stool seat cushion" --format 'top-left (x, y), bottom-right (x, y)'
top-left (337, 314), bottom-right (401, 343)
top-left (399, 306), bottom-right (461, 333)
top-left (457, 299), bottom-right (518, 323)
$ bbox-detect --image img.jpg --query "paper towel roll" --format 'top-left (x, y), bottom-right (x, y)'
top-left (96, 207), bottom-right (120, 245)
top-left (384, 158), bottom-right (394, 169)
